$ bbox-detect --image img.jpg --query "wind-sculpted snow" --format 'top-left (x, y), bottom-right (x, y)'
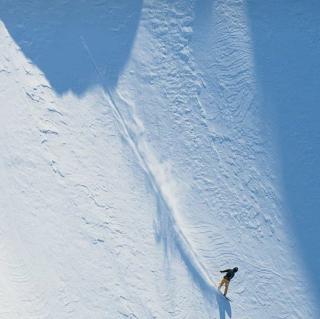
top-left (0, 0), bottom-right (318, 318)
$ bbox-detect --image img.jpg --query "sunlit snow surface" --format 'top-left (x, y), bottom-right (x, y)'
top-left (0, 1), bottom-right (318, 318)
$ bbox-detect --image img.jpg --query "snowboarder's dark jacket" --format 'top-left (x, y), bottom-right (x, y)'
top-left (220, 268), bottom-right (237, 281)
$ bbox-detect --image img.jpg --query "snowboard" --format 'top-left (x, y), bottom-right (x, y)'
top-left (224, 296), bottom-right (232, 302)
top-left (218, 291), bottom-right (232, 302)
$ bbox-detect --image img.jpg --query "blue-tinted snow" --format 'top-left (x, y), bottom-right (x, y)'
top-left (0, 0), bottom-right (142, 94)
top-left (247, 0), bottom-right (320, 301)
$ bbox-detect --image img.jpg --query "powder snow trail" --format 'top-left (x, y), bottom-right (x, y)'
top-left (81, 36), bottom-right (218, 297)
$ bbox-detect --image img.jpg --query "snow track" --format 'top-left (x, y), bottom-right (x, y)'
top-left (81, 36), bottom-right (217, 296)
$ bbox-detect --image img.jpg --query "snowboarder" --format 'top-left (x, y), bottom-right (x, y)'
top-left (218, 267), bottom-right (238, 297)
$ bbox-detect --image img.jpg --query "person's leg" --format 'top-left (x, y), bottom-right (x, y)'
top-left (218, 278), bottom-right (224, 290)
top-left (223, 280), bottom-right (229, 296)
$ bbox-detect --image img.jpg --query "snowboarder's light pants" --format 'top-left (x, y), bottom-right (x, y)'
top-left (218, 278), bottom-right (230, 296)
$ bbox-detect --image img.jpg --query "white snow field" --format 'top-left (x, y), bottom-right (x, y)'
top-left (0, 0), bottom-right (319, 318)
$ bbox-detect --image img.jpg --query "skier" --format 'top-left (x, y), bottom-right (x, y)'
top-left (218, 267), bottom-right (238, 297)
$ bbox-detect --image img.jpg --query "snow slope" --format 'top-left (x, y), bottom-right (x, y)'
top-left (0, 0), bottom-right (318, 318)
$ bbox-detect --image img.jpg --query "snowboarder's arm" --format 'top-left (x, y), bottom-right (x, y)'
top-left (220, 269), bottom-right (230, 273)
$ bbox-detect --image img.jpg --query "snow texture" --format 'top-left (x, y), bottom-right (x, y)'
top-left (0, 0), bottom-right (319, 318)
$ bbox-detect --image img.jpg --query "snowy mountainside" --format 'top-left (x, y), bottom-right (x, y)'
top-left (0, 1), bottom-right (318, 318)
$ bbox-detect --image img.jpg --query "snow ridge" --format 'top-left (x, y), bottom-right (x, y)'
top-left (81, 37), bottom-right (217, 298)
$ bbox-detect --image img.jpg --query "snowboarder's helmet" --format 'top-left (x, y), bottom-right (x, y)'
top-left (233, 267), bottom-right (238, 272)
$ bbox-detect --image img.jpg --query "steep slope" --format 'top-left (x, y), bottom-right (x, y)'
top-left (0, 0), bottom-right (318, 318)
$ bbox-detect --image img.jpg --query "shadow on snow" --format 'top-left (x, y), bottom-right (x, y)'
top-left (246, 0), bottom-right (320, 301)
top-left (0, 0), bottom-right (142, 95)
